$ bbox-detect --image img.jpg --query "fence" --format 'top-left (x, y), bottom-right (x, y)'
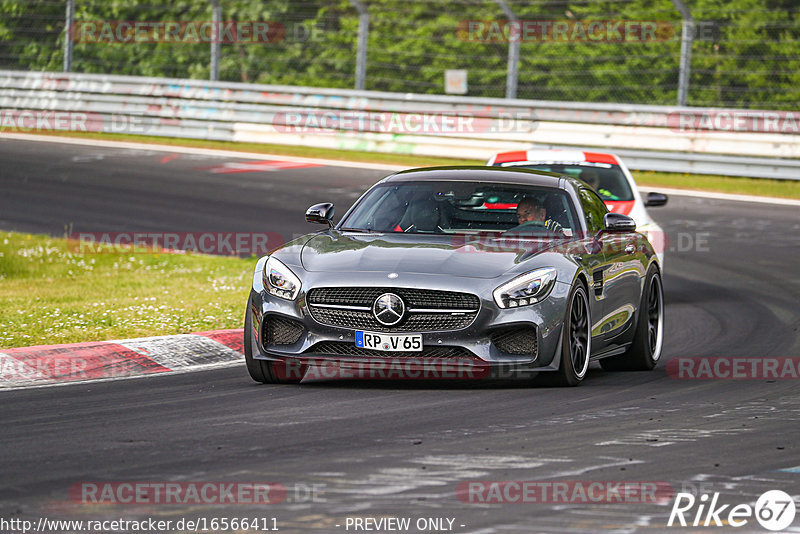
top-left (2, 70), bottom-right (799, 180)
top-left (1, 1), bottom-right (800, 110)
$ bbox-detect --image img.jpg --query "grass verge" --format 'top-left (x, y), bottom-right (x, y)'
top-left (631, 170), bottom-right (800, 199)
top-left (0, 231), bottom-right (252, 349)
top-left (26, 130), bottom-right (800, 200)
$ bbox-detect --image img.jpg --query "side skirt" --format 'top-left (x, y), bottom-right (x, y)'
top-left (590, 343), bottom-right (632, 361)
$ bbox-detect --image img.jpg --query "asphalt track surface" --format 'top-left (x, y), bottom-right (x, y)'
top-left (1, 137), bottom-right (800, 533)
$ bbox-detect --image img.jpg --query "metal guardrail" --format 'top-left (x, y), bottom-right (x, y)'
top-left (1, 70), bottom-right (798, 180)
top-left (537, 145), bottom-right (800, 181)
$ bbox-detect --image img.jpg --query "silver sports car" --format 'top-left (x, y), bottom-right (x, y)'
top-left (244, 166), bottom-right (664, 386)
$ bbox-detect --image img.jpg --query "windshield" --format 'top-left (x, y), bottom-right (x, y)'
top-left (496, 163), bottom-right (634, 201)
top-left (339, 180), bottom-right (579, 236)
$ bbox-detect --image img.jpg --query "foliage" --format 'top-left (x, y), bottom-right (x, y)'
top-left (0, 0), bottom-right (798, 108)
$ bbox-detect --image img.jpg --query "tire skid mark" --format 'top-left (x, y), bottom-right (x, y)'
top-left (595, 428), bottom-right (745, 447)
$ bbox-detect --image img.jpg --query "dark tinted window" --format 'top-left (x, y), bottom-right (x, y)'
top-left (495, 163), bottom-right (633, 201)
top-left (578, 187), bottom-right (609, 233)
top-left (340, 181), bottom-right (579, 235)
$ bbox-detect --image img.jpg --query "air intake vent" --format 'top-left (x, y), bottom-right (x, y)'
top-left (491, 327), bottom-right (538, 357)
top-left (305, 342), bottom-right (479, 360)
top-left (262, 315), bottom-right (304, 346)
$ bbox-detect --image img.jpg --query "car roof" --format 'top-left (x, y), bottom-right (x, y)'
top-left (383, 166), bottom-right (573, 188)
top-left (491, 149), bottom-right (620, 166)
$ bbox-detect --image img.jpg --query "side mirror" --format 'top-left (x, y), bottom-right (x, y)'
top-left (305, 202), bottom-right (335, 227)
top-left (604, 212), bottom-right (636, 232)
top-left (644, 192), bottom-right (668, 207)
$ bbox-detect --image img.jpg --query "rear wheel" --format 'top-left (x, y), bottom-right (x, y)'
top-left (244, 298), bottom-right (305, 384)
top-left (546, 282), bottom-right (591, 387)
top-left (600, 265), bottom-right (664, 371)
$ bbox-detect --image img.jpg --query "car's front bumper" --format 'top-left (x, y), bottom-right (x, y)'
top-left (247, 258), bottom-right (571, 375)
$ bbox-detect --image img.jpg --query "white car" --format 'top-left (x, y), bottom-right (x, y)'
top-left (487, 149), bottom-right (668, 267)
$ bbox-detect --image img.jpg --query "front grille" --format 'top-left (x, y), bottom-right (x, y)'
top-left (308, 287), bottom-right (478, 309)
top-left (309, 307), bottom-right (474, 332)
top-left (307, 287), bottom-right (479, 333)
top-left (262, 315), bottom-right (304, 346)
top-left (491, 326), bottom-right (538, 356)
top-left (305, 341), bottom-right (478, 360)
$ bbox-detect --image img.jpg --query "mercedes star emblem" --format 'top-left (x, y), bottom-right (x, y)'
top-left (372, 293), bottom-right (405, 326)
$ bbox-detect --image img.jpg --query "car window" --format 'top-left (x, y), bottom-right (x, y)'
top-left (495, 163), bottom-right (634, 201)
top-left (578, 187), bottom-right (609, 233)
top-left (339, 181), bottom-right (579, 235)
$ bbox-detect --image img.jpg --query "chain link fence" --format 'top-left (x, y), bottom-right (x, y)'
top-left (1, 0), bottom-right (799, 109)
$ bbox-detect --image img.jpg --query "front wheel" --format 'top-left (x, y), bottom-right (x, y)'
top-left (244, 298), bottom-right (306, 384)
top-left (600, 265), bottom-right (664, 371)
top-left (548, 282), bottom-right (591, 386)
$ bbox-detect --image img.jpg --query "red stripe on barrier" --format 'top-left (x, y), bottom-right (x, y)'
top-left (193, 329), bottom-right (244, 354)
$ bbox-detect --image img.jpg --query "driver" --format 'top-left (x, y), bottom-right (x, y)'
top-left (580, 168), bottom-right (619, 200)
top-left (580, 168), bottom-right (601, 190)
top-left (507, 196), bottom-right (563, 235)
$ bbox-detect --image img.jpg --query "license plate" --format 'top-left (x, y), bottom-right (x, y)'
top-left (355, 331), bottom-right (423, 352)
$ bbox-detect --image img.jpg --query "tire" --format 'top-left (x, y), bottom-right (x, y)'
top-left (600, 265), bottom-right (664, 371)
top-left (544, 281), bottom-right (591, 387)
top-left (244, 298), bottom-right (305, 384)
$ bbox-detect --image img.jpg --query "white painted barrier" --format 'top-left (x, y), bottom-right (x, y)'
top-left (1, 70), bottom-right (798, 179)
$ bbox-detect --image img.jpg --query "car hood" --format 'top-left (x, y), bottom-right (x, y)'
top-left (294, 231), bottom-right (564, 279)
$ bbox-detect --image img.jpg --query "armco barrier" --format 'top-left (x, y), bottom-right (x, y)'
top-left (1, 70), bottom-right (798, 179)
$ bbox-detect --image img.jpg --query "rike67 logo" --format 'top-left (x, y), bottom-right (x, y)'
top-left (668, 490), bottom-right (796, 531)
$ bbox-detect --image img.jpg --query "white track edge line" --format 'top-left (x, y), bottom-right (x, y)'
top-left (0, 133), bottom-right (407, 171)
top-left (3, 133), bottom-right (797, 205)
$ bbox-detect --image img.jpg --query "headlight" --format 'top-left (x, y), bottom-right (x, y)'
top-left (263, 257), bottom-right (301, 301)
top-left (493, 267), bottom-right (557, 309)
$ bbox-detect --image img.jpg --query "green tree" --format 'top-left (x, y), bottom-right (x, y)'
top-left (0, 0), bottom-right (798, 109)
